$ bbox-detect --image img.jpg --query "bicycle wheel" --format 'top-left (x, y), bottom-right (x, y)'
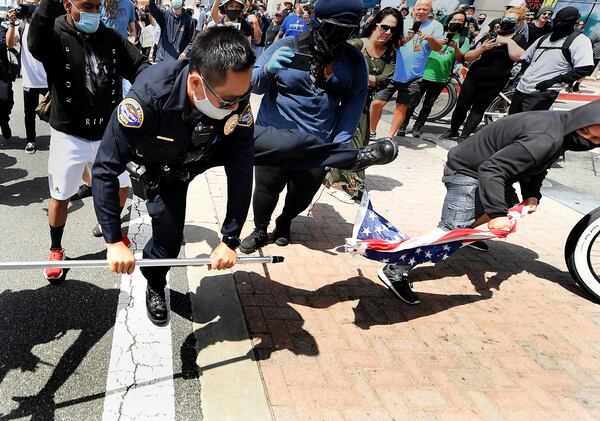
top-left (565, 207), bottom-right (600, 302)
top-left (412, 82), bottom-right (457, 122)
top-left (483, 89), bottom-right (514, 125)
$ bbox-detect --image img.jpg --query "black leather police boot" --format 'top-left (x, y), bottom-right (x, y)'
top-left (270, 218), bottom-right (291, 247)
top-left (146, 285), bottom-right (168, 326)
top-left (239, 227), bottom-right (269, 254)
top-left (350, 137), bottom-right (398, 172)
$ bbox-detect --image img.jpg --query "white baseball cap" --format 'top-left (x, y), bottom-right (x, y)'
top-left (506, 0), bottom-right (526, 7)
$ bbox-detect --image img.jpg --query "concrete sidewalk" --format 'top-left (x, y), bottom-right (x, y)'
top-left (186, 117), bottom-right (600, 419)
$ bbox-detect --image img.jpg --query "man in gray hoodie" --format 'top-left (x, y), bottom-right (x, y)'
top-left (379, 100), bottom-right (600, 305)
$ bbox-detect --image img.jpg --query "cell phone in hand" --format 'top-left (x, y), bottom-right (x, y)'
top-left (287, 52), bottom-right (312, 72)
top-left (487, 32), bottom-right (498, 43)
top-left (446, 32), bottom-right (454, 44)
top-left (411, 21), bottom-right (422, 32)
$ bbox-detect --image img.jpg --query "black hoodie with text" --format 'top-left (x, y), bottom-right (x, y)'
top-left (28, 0), bottom-right (149, 141)
top-left (447, 100), bottom-right (600, 217)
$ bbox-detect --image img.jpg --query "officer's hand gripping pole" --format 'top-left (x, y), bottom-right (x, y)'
top-left (0, 256), bottom-right (285, 271)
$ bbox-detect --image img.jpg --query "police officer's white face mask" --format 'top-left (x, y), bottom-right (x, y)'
top-left (193, 78), bottom-right (233, 120)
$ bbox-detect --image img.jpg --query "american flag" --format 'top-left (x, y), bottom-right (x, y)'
top-left (346, 192), bottom-right (530, 266)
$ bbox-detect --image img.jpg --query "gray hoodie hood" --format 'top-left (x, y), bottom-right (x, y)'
top-left (561, 99), bottom-right (600, 151)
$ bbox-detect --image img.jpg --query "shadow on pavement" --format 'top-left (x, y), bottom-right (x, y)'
top-left (364, 174), bottom-right (402, 192)
top-left (411, 240), bottom-right (593, 303)
top-left (0, 280), bottom-right (119, 420)
top-left (0, 135), bottom-right (50, 152)
top-left (0, 176), bottom-right (48, 207)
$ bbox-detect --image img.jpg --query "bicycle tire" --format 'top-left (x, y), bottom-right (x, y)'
top-left (484, 89), bottom-right (514, 125)
top-left (565, 207), bottom-right (600, 303)
top-left (411, 82), bottom-right (457, 123)
top-left (427, 82), bottom-right (457, 122)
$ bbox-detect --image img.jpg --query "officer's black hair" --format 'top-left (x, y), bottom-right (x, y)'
top-left (189, 26), bottom-right (256, 87)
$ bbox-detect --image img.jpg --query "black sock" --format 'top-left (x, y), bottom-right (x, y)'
top-left (50, 225), bottom-right (65, 250)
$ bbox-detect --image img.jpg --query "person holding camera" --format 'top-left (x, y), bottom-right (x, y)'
top-left (239, 0), bottom-right (398, 254)
top-left (369, 0), bottom-right (443, 138)
top-left (6, 2), bottom-right (48, 153)
top-left (442, 7), bottom-right (526, 142)
top-left (400, 10), bottom-right (469, 138)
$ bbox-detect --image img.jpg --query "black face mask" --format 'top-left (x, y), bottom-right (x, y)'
top-left (477, 18), bottom-right (485, 24)
top-left (447, 22), bottom-right (462, 33)
top-left (226, 9), bottom-right (242, 21)
top-left (497, 21), bottom-right (517, 35)
top-left (551, 6), bottom-right (579, 41)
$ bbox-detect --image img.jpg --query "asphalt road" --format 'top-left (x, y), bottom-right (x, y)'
top-left (0, 80), bottom-right (202, 420)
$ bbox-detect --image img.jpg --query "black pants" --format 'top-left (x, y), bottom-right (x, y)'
top-left (141, 179), bottom-right (189, 289)
top-left (508, 89), bottom-right (559, 115)
top-left (253, 126), bottom-right (358, 170)
top-left (0, 80), bottom-right (14, 125)
top-left (23, 87), bottom-right (48, 143)
top-left (449, 77), bottom-right (505, 137)
top-left (252, 166), bottom-right (327, 229)
top-left (403, 79), bottom-right (446, 130)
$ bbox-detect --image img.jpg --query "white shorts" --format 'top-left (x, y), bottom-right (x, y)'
top-left (48, 128), bottom-right (130, 200)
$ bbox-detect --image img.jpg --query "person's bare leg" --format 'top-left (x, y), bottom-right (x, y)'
top-left (389, 103), bottom-right (408, 137)
top-left (82, 165), bottom-right (92, 187)
top-left (370, 100), bottom-right (386, 134)
top-left (119, 187), bottom-right (128, 208)
top-left (49, 198), bottom-right (69, 228)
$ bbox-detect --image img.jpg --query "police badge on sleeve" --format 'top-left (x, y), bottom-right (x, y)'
top-left (117, 98), bottom-right (144, 129)
top-left (238, 104), bottom-right (254, 127)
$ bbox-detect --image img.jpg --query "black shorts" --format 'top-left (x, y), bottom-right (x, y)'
top-left (373, 78), bottom-right (422, 105)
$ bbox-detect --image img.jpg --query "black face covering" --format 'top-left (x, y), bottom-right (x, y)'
top-left (477, 18), bottom-right (485, 24)
top-left (550, 6), bottom-right (579, 41)
top-left (447, 22), bottom-right (462, 33)
top-left (497, 21), bottom-right (517, 35)
top-left (226, 9), bottom-right (242, 21)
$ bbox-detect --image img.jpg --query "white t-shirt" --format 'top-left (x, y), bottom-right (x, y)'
top-left (20, 23), bottom-right (47, 89)
top-left (518, 33), bottom-right (594, 94)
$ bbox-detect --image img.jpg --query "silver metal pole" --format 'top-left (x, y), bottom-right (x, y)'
top-left (0, 256), bottom-right (284, 271)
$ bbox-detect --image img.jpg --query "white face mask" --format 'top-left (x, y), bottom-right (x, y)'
top-left (193, 79), bottom-right (233, 120)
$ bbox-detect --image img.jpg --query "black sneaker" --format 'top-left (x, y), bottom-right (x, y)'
top-left (378, 265), bottom-right (420, 305)
top-left (466, 241), bottom-right (489, 252)
top-left (92, 223), bottom-right (103, 237)
top-left (270, 220), bottom-right (291, 247)
top-left (411, 127), bottom-right (422, 138)
top-left (239, 227), bottom-right (268, 254)
top-left (71, 184), bottom-right (92, 201)
top-left (146, 285), bottom-right (168, 326)
top-left (395, 129), bottom-right (406, 137)
top-left (350, 137), bottom-right (398, 171)
top-left (25, 142), bottom-right (36, 154)
top-left (440, 131), bottom-right (459, 141)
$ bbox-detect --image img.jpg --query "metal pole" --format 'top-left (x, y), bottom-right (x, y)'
top-left (0, 256), bottom-right (284, 271)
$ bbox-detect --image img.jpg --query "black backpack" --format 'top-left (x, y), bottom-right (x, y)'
top-left (533, 32), bottom-right (582, 68)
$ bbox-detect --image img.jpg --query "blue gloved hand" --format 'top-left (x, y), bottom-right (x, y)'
top-left (265, 46), bottom-right (295, 75)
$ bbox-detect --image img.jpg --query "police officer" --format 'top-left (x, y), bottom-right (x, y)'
top-left (93, 26), bottom-right (398, 325)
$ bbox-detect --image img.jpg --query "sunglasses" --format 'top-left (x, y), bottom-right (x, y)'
top-left (376, 23), bottom-right (397, 33)
top-left (501, 17), bottom-right (518, 23)
top-left (316, 18), bottom-right (358, 42)
top-left (201, 75), bottom-right (252, 109)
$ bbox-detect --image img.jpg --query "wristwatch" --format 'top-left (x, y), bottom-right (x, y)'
top-left (222, 235), bottom-right (241, 250)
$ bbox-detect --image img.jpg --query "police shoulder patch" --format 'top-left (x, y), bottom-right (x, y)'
top-left (238, 104), bottom-right (254, 127)
top-left (117, 98), bottom-right (144, 129)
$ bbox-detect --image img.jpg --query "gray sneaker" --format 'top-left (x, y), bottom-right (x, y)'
top-left (378, 264), bottom-right (420, 305)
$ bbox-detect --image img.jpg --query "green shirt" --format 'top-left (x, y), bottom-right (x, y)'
top-left (422, 33), bottom-right (470, 83)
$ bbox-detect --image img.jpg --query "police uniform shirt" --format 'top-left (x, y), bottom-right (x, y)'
top-left (92, 60), bottom-right (255, 243)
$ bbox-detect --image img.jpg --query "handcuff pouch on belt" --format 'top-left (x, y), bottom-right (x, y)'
top-left (127, 122), bottom-right (219, 199)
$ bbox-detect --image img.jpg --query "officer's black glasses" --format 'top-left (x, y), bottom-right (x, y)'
top-left (201, 75), bottom-right (252, 109)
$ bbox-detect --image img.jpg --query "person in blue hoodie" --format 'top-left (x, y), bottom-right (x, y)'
top-left (240, 0), bottom-right (397, 254)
